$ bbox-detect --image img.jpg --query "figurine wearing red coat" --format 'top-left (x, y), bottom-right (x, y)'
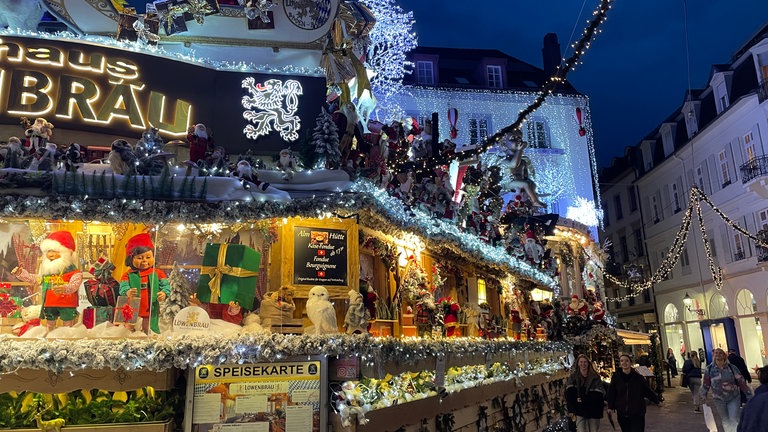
top-left (188, 123), bottom-right (214, 163)
top-left (438, 297), bottom-right (460, 337)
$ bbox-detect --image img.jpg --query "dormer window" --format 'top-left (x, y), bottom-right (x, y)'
top-left (416, 61), bottom-right (434, 85)
top-left (661, 126), bottom-right (674, 157)
top-left (715, 81), bottom-right (729, 113)
top-left (487, 65), bottom-right (502, 88)
top-left (711, 71), bottom-right (732, 115)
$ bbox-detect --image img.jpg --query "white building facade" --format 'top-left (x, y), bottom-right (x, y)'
top-left (392, 42), bottom-right (600, 240)
top-left (629, 24), bottom-right (768, 366)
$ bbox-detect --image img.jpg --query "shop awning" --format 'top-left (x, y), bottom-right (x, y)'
top-left (616, 329), bottom-right (651, 345)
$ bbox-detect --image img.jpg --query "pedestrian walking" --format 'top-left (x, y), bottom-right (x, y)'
top-left (727, 349), bottom-right (752, 384)
top-left (738, 366), bottom-right (768, 432)
top-left (566, 354), bottom-right (606, 432)
top-left (753, 366), bottom-right (768, 396)
top-left (699, 348), bottom-right (754, 432)
top-left (682, 351), bottom-right (703, 411)
top-left (606, 354), bottom-right (661, 432)
top-left (667, 347), bottom-right (678, 377)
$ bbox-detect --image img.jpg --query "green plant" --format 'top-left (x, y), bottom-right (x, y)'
top-left (0, 387), bottom-right (181, 428)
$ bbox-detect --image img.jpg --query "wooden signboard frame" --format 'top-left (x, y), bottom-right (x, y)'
top-left (281, 217), bottom-right (359, 299)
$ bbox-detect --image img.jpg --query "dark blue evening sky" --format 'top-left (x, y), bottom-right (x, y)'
top-left (399, 0), bottom-right (768, 168)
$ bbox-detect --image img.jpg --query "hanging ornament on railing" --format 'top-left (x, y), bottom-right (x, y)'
top-left (448, 107), bottom-right (459, 139)
top-left (576, 107), bottom-right (586, 137)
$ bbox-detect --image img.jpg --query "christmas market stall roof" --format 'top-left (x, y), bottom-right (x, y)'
top-left (615, 328), bottom-right (651, 345)
top-left (0, 179), bottom-right (558, 288)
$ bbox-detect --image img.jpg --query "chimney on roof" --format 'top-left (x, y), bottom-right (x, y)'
top-left (542, 33), bottom-right (561, 78)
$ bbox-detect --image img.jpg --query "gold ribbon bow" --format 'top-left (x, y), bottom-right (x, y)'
top-left (185, 0), bottom-right (214, 25)
top-left (201, 244), bottom-right (258, 303)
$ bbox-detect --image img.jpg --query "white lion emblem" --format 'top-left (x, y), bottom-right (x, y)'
top-left (241, 77), bottom-right (303, 141)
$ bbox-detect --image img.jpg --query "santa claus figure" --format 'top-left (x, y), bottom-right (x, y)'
top-left (523, 230), bottom-right (545, 263)
top-left (414, 287), bottom-right (436, 337)
top-left (565, 295), bottom-right (588, 319)
top-left (277, 148), bottom-right (297, 181)
top-left (359, 279), bottom-right (377, 330)
top-left (11, 231), bottom-right (81, 330)
top-left (23, 117), bottom-right (53, 154)
top-left (509, 307), bottom-right (523, 340)
top-left (592, 301), bottom-right (606, 323)
top-left (438, 297), bottom-right (460, 337)
top-left (187, 123), bottom-right (214, 164)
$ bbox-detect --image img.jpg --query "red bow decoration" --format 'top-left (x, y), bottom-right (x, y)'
top-left (0, 297), bottom-right (19, 318)
top-left (575, 107), bottom-right (586, 137)
top-left (120, 303), bottom-right (135, 322)
top-left (16, 318), bottom-right (40, 336)
top-left (447, 108), bottom-right (459, 139)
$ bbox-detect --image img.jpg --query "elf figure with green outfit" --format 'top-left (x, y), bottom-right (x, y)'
top-left (119, 233), bottom-right (169, 334)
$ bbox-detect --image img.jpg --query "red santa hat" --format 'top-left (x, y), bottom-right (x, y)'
top-left (526, 230), bottom-right (536, 240)
top-left (40, 231), bottom-right (76, 255)
top-left (125, 233), bottom-right (154, 254)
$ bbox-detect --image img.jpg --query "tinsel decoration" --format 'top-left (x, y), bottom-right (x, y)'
top-left (0, 334), bottom-right (571, 374)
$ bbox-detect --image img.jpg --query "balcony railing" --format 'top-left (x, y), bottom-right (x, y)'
top-left (741, 155), bottom-right (768, 183)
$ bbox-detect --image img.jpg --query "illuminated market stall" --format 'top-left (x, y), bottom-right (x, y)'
top-left (0, 1), bottom-right (619, 431)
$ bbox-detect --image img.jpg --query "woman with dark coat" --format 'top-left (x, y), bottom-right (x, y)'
top-left (566, 354), bottom-right (606, 432)
top-left (606, 354), bottom-right (662, 432)
top-left (681, 351), bottom-right (703, 411)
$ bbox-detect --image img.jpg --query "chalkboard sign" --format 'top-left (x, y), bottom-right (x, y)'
top-left (293, 226), bottom-right (348, 286)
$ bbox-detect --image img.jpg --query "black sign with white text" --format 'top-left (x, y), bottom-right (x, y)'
top-left (293, 226), bottom-right (347, 286)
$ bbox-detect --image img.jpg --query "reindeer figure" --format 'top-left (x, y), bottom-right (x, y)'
top-left (35, 413), bottom-right (65, 432)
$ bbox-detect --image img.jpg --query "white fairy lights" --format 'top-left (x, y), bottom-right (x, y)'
top-left (361, 0), bottom-right (418, 120)
top-left (602, 186), bottom-right (768, 302)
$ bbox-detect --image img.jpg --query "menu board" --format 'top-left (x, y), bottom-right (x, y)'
top-left (292, 227), bottom-right (347, 286)
top-left (188, 360), bottom-right (326, 432)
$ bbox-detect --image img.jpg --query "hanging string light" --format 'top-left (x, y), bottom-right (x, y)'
top-left (601, 185), bottom-right (768, 302)
top-left (390, 0), bottom-right (614, 173)
top-left (693, 197), bottom-right (723, 290)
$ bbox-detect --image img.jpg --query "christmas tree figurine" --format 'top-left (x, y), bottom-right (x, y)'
top-left (311, 109), bottom-right (341, 169)
top-left (161, 262), bottom-right (191, 324)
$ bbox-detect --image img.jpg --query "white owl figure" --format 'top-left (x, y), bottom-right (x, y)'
top-left (306, 285), bottom-right (338, 335)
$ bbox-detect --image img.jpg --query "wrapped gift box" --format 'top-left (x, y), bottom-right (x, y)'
top-left (197, 243), bottom-right (261, 311)
top-left (117, 8), bottom-right (160, 44)
top-left (82, 306), bottom-right (115, 329)
top-left (85, 257), bottom-right (119, 306)
top-left (0, 283), bottom-right (23, 318)
top-left (113, 296), bottom-right (141, 324)
top-left (154, 0), bottom-right (192, 35)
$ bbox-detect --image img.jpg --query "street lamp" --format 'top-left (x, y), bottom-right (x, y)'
top-left (683, 292), bottom-right (706, 317)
